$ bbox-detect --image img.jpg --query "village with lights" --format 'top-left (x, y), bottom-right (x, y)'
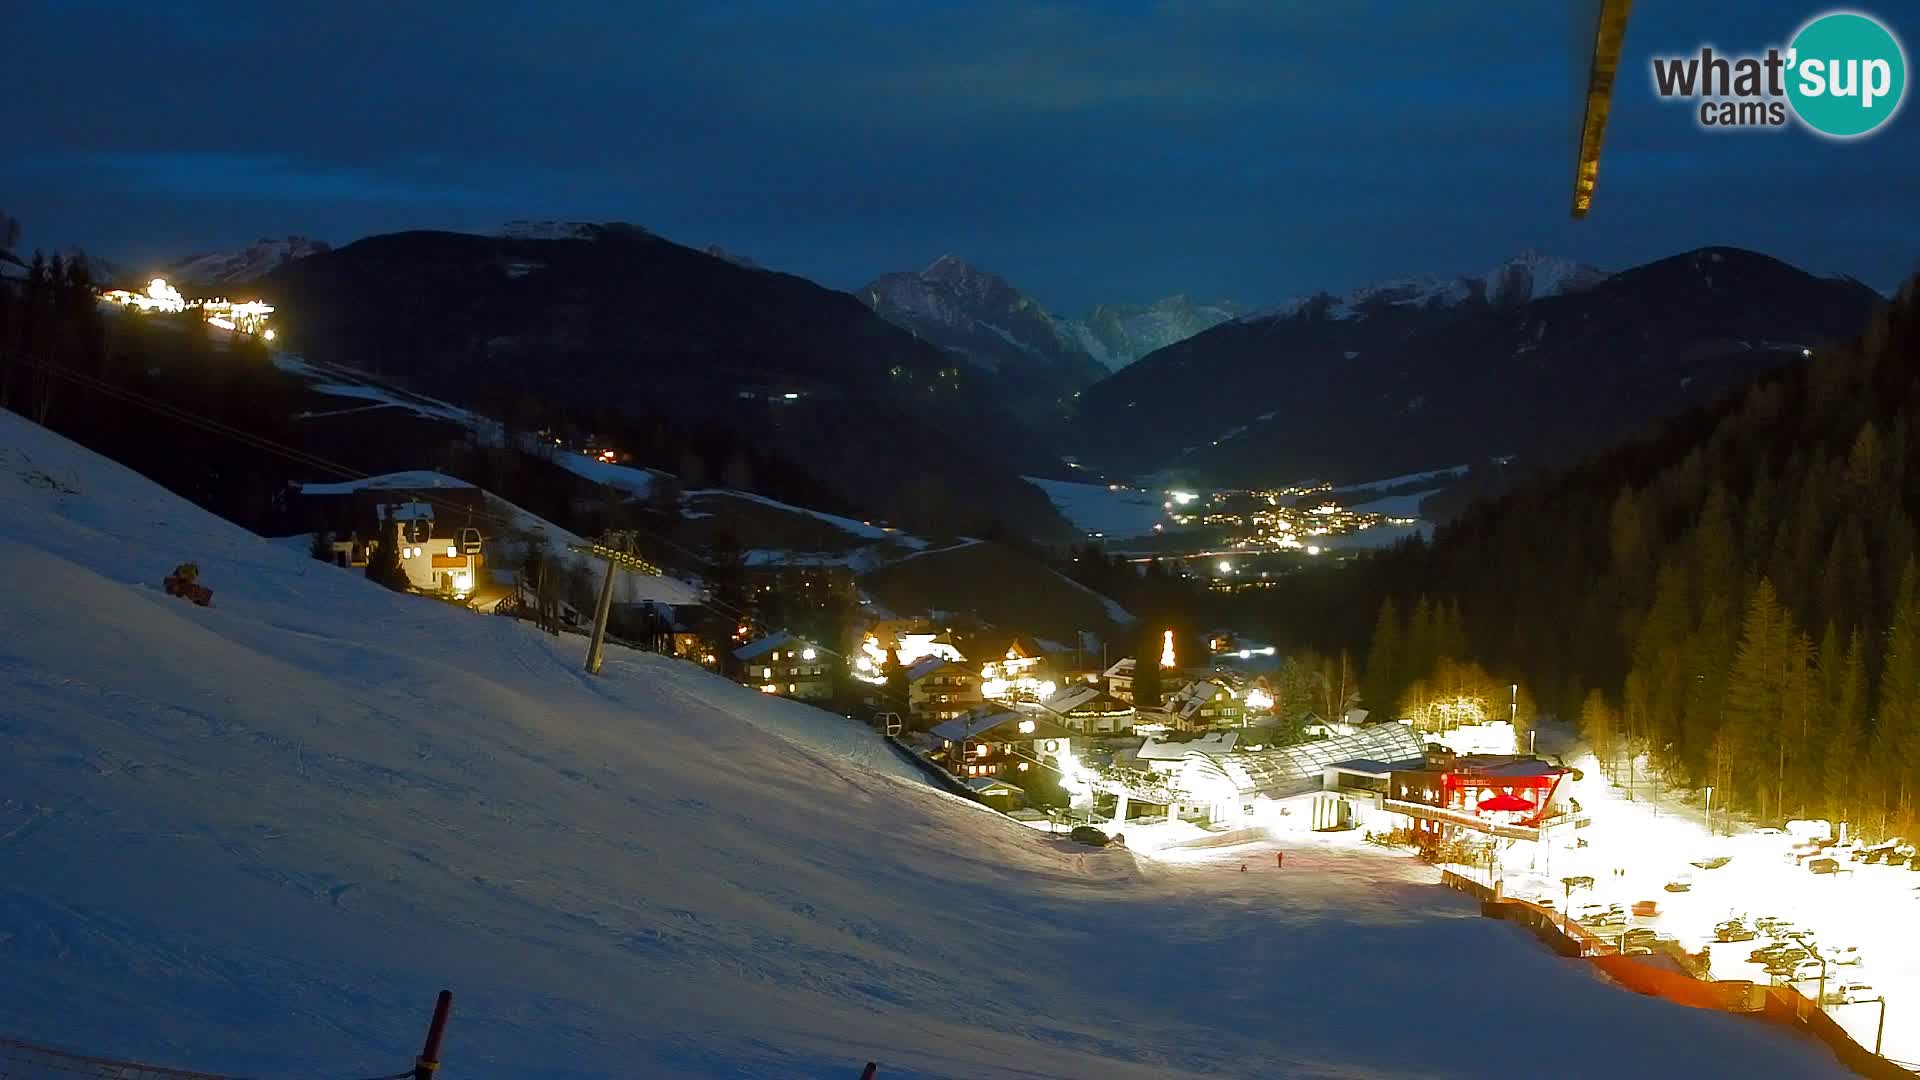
top-left (98, 277), bottom-right (278, 341)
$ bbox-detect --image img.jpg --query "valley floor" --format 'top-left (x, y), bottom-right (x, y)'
top-left (0, 412), bottom-right (1856, 1079)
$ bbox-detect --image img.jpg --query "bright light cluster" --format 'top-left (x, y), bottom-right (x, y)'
top-left (100, 278), bottom-right (278, 341)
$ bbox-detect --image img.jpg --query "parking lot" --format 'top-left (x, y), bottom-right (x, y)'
top-left (1496, 750), bottom-right (1920, 1064)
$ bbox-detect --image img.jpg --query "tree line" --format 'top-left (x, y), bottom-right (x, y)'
top-left (1334, 275), bottom-right (1920, 835)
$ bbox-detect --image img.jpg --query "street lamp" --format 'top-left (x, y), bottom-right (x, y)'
top-left (1831, 996), bottom-right (1888, 1055)
top-left (1704, 785), bottom-right (1715, 837)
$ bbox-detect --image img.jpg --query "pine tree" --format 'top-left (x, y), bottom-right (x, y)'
top-left (1131, 622), bottom-right (1164, 710)
top-left (1363, 598), bottom-right (1403, 720)
top-left (1825, 626), bottom-right (1868, 822)
top-left (1406, 596), bottom-right (1435, 684)
top-left (1722, 579), bottom-right (1792, 819)
top-left (1881, 560), bottom-right (1920, 822)
top-left (365, 532), bottom-right (409, 592)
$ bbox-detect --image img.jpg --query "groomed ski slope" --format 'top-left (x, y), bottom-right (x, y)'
top-left (0, 413), bottom-right (1852, 1079)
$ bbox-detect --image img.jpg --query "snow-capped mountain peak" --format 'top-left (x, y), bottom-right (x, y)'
top-left (1243, 251), bottom-right (1608, 325)
top-left (163, 236), bottom-right (329, 286)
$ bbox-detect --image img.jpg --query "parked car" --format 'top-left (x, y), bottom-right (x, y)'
top-left (1829, 983), bottom-right (1876, 1004)
top-left (1624, 928), bottom-right (1658, 946)
top-left (1690, 855), bottom-right (1732, 870)
top-left (1809, 857), bottom-right (1840, 874)
top-left (1068, 826), bottom-right (1111, 847)
top-left (1716, 925), bottom-right (1757, 942)
top-left (1826, 945), bottom-right (1864, 965)
top-left (1750, 946), bottom-right (1807, 964)
top-left (1865, 848), bottom-right (1888, 864)
top-left (1887, 852), bottom-right (1911, 868)
top-left (1632, 900), bottom-right (1661, 917)
top-left (1664, 876), bottom-right (1693, 893)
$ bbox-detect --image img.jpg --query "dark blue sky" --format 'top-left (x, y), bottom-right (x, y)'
top-left (7, 1), bottom-right (1914, 311)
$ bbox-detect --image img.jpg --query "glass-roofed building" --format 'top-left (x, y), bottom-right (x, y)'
top-left (1150, 723), bottom-right (1430, 828)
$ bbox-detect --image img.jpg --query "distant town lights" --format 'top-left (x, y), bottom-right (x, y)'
top-left (1170, 491), bottom-right (1198, 505)
top-left (1216, 560), bottom-right (1232, 574)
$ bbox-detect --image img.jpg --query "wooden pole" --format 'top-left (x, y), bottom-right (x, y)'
top-left (414, 989), bottom-right (453, 1080)
top-left (585, 555), bottom-right (618, 674)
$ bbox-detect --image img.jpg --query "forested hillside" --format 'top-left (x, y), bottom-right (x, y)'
top-left (1343, 276), bottom-right (1917, 834)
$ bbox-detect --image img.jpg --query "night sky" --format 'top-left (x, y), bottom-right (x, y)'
top-left (8, 1), bottom-right (1914, 311)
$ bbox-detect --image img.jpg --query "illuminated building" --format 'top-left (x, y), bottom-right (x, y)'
top-left (931, 710), bottom-right (1079, 787)
top-left (1036, 684), bottom-right (1136, 734)
top-left (1160, 678), bottom-right (1243, 731)
top-left (905, 658), bottom-right (983, 726)
top-left (733, 631), bottom-right (834, 701)
top-left (1385, 755), bottom-right (1580, 846)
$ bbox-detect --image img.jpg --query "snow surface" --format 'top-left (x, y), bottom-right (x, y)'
top-left (550, 454), bottom-right (662, 501)
top-left (297, 471), bottom-right (476, 495)
top-left (0, 415), bottom-right (1857, 1079)
top-left (1022, 477), bottom-right (1167, 540)
top-left (1327, 465), bottom-right (1470, 495)
top-left (685, 489), bottom-right (926, 548)
top-left (1346, 488), bottom-right (1444, 518)
top-left (1494, 728), bottom-right (1920, 1066)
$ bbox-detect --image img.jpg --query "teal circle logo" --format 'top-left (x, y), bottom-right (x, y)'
top-left (1787, 11), bottom-right (1907, 137)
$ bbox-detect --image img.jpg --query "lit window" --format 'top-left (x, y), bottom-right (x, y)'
top-left (763, 667), bottom-right (773, 679)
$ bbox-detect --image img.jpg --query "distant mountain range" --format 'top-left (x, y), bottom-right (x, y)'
top-left (1073, 295), bottom-right (1242, 371)
top-left (1069, 248), bottom-right (1884, 487)
top-left (163, 236), bottom-right (330, 287)
top-left (859, 256), bottom-right (1240, 410)
top-left (256, 224), bottom-right (1074, 540)
top-left (144, 220), bottom-right (1889, 543)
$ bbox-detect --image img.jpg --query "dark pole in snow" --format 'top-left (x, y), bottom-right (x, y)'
top-left (414, 989), bottom-right (453, 1080)
top-left (860, 1063), bottom-right (878, 1080)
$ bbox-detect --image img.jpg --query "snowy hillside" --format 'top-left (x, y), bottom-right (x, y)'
top-left (165, 237), bottom-right (330, 286)
top-left (0, 413), bottom-right (1856, 1079)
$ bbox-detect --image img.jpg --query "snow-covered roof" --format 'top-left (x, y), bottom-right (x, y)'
top-left (966, 777), bottom-right (1024, 795)
top-left (930, 711), bottom-right (1018, 742)
top-left (905, 657), bottom-right (970, 683)
top-left (1103, 658), bottom-right (1136, 678)
top-left (930, 711), bottom-right (1074, 744)
top-left (298, 471), bottom-right (476, 495)
top-left (1041, 684), bottom-right (1132, 716)
top-left (1165, 678), bottom-right (1236, 720)
top-left (1138, 731), bottom-right (1238, 761)
top-left (734, 630), bottom-right (822, 662)
top-left (1449, 756), bottom-right (1567, 778)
